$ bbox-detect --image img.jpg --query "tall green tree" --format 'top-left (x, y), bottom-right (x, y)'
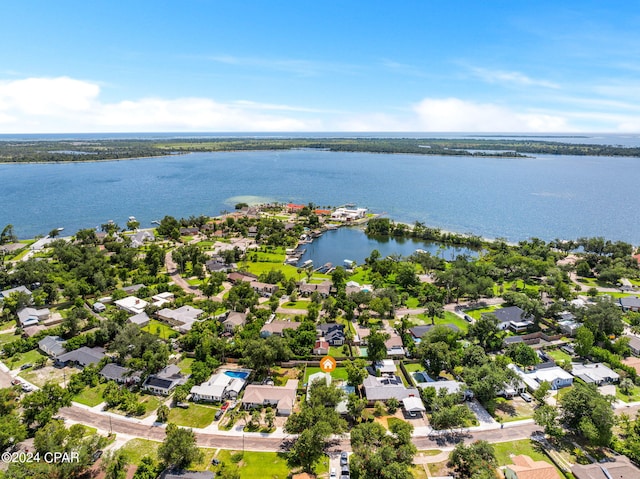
top-left (158, 424), bottom-right (203, 469)
top-left (448, 441), bottom-right (497, 479)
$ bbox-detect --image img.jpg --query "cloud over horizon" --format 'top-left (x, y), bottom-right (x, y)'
top-left (0, 76), bottom-right (637, 133)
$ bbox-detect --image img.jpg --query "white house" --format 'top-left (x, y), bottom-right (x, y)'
top-left (571, 363), bottom-right (620, 385)
top-left (190, 372), bottom-right (247, 402)
top-left (17, 307), bottom-right (50, 327)
top-left (114, 296), bottom-right (148, 315)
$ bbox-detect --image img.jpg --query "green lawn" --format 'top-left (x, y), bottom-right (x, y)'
top-left (0, 331), bottom-right (19, 346)
top-left (168, 403), bottom-right (219, 428)
top-left (545, 348), bottom-right (573, 364)
top-left (187, 278), bottom-right (204, 286)
top-left (143, 319), bottom-right (175, 339)
top-left (304, 366), bottom-right (349, 383)
top-left (120, 438), bottom-right (162, 465)
top-left (238, 261), bottom-right (304, 281)
top-left (9, 349), bottom-right (45, 370)
top-left (464, 305), bottom-right (497, 319)
top-left (215, 450), bottom-right (292, 479)
top-left (280, 300), bottom-right (310, 309)
top-left (328, 346), bottom-right (347, 357)
top-left (415, 311), bottom-right (469, 333)
top-left (403, 363), bottom-right (425, 373)
top-left (616, 384), bottom-right (640, 402)
top-left (177, 357), bottom-right (195, 374)
top-left (73, 383), bottom-right (108, 407)
top-left (492, 439), bottom-right (549, 465)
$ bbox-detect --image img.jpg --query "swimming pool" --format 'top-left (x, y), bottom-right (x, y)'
top-left (224, 370), bottom-right (250, 379)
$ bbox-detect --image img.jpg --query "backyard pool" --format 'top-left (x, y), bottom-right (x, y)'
top-left (224, 370), bottom-right (250, 379)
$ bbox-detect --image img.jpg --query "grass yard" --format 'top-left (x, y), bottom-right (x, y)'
top-left (177, 357), bottom-right (195, 374)
top-left (0, 331), bottom-right (19, 346)
top-left (120, 438), bottom-right (161, 465)
top-left (493, 439), bottom-right (548, 464)
top-left (238, 262), bottom-right (304, 281)
top-left (215, 450), bottom-right (292, 479)
top-left (492, 397), bottom-right (535, 423)
top-left (304, 366), bottom-right (349, 383)
top-left (168, 403), bottom-right (219, 428)
top-left (405, 297), bottom-right (420, 308)
top-left (280, 300), bottom-right (310, 309)
top-left (73, 383), bottom-right (108, 407)
top-left (187, 278), bottom-right (204, 286)
top-left (403, 362), bottom-right (425, 373)
top-left (464, 305), bottom-right (497, 319)
top-left (415, 311), bottom-right (469, 333)
top-left (616, 384), bottom-right (640, 402)
top-left (9, 349), bottom-right (45, 370)
top-left (143, 319), bottom-right (175, 339)
top-left (410, 465), bottom-right (429, 479)
top-left (545, 348), bottom-right (573, 364)
top-left (138, 394), bottom-right (164, 417)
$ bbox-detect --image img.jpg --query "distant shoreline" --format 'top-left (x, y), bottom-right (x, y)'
top-left (2, 137), bottom-right (640, 164)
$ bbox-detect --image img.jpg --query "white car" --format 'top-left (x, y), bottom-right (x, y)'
top-left (330, 468), bottom-right (337, 478)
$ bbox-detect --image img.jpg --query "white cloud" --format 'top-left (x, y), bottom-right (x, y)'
top-left (412, 98), bottom-right (571, 132)
top-left (470, 67), bottom-right (560, 89)
top-left (0, 77), bottom-right (321, 132)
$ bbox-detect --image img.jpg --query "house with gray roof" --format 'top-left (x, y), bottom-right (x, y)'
top-left (56, 346), bottom-right (105, 368)
top-left (409, 323), bottom-right (460, 341)
top-left (157, 305), bottom-right (204, 332)
top-left (17, 307), bottom-right (50, 327)
top-left (625, 335), bottom-right (640, 356)
top-left (484, 306), bottom-right (534, 332)
top-left (222, 311), bottom-right (247, 333)
top-left (620, 296), bottom-right (640, 312)
top-left (0, 285), bottom-right (32, 301)
top-left (142, 364), bottom-right (188, 395)
top-left (316, 323), bottom-right (345, 346)
top-left (128, 311), bottom-right (150, 327)
top-left (571, 363), bottom-right (619, 385)
top-left (130, 230), bottom-right (154, 248)
top-left (363, 374), bottom-right (420, 404)
top-left (100, 363), bottom-right (141, 384)
top-left (38, 335), bottom-right (66, 358)
top-left (158, 469), bottom-right (214, 479)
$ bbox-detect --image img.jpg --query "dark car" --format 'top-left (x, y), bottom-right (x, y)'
top-left (341, 465), bottom-right (350, 475)
top-left (215, 409), bottom-right (224, 420)
top-left (91, 450), bottom-right (103, 463)
top-left (340, 451), bottom-right (348, 466)
top-left (211, 458), bottom-right (220, 465)
top-left (20, 363), bottom-right (33, 370)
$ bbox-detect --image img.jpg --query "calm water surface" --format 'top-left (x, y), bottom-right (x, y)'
top-left (1, 149), bottom-right (639, 242)
top-left (297, 227), bottom-right (477, 267)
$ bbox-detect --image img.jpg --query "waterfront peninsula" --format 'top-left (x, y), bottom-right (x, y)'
top-left (2, 203), bottom-right (640, 478)
top-left (3, 137), bottom-right (640, 163)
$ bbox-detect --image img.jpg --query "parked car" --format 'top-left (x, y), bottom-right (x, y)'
top-left (520, 392), bottom-right (533, 402)
top-left (11, 378), bottom-right (21, 386)
top-left (211, 458), bottom-right (220, 465)
top-left (340, 451), bottom-right (348, 466)
top-left (91, 450), bottom-right (103, 463)
top-left (215, 410), bottom-right (224, 420)
top-left (330, 468), bottom-right (337, 479)
top-left (21, 384), bottom-right (33, 392)
top-left (221, 401), bottom-right (230, 411)
top-left (20, 363), bottom-right (33, 370)
top-left (176, 402), bottom-right (189, 409)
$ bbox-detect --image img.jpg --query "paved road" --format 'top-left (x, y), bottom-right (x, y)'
top-left (164, 251), bottom-right (206, 299)
top-left (58, 404), bottom-right (541, 454)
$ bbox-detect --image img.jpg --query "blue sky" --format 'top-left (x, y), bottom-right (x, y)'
top-left (1, 1), bottom-right (639, 133)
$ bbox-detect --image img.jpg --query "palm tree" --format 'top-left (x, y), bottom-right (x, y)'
top-left (425, 301), bottom-right (444, 325)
